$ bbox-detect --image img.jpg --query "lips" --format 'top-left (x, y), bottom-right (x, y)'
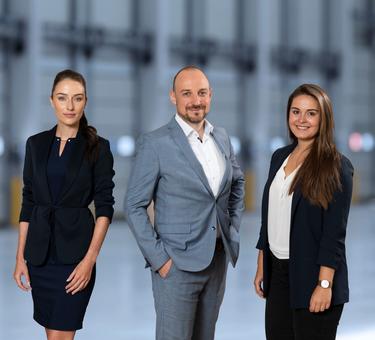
top-left (187, 105), bottom-right (205, 111)
top-left (63, 113), bottom-right (76, 118)
top-left (296, 125), bottom-right (309, 130)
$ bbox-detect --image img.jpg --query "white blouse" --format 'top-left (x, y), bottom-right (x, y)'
top-left (267, 155), bottom-right (299, 259)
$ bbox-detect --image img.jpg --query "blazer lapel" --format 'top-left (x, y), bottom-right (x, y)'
top-left (34, 126), bottom-right (56, 203)
top-left (281, 143), bottom-right (302, 227)
top-left (168, 119), bottom-right (215, 197)
top-left (291, 187), bottom-right (302, 226)
top-left (270, 143), bottom-right (297, 182)
top-left (211, 129), bottom-right (230, 196)
top-left (58, 131), bottom-right (86, 202)
top-left (263, 143), bottom-right (297, 222)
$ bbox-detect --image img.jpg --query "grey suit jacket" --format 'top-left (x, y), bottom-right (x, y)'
top-left (125, 118), bottom-right (245, 272)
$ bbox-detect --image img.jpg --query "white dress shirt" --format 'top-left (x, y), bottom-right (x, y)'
top-left (267, 155), bottom-right (299, 259)
top-left (175, 114), bottom-right (225, 197)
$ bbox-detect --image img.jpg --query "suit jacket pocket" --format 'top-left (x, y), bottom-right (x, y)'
top-left (156, 223), bottom-right (191, 234)
top-left (156, 223), bottom-right (191, 250)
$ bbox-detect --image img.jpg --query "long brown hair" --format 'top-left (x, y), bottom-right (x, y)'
top-left (288, 84), bottom-right (342, 209)
top-left (51, 69), bottom-right (99, 161)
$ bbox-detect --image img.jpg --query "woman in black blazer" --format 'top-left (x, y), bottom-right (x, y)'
top-left (254, 84), bottom-right (353, 340)
top-left (13, 69), bottom-right (115, 339)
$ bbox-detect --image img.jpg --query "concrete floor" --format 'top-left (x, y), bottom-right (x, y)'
top-left (1, 202), bottom-right (374, 339)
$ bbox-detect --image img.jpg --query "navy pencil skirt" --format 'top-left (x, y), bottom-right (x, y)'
top-left (27, 262), bottom-right (96, 331)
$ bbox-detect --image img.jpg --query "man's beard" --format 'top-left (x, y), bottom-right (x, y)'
top-left (183, 105), bottom-right (208, 123)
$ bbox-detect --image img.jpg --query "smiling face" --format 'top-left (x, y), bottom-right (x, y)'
top-left (288, 94), bottom-right (321, 144)
top-left (50, 78), bottom-right (86, 128)
top-left (169, 68), bottom-right (212, 125)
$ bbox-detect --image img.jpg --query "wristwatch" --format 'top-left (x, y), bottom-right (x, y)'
top-left (318, 279), bottom-right (332, 289)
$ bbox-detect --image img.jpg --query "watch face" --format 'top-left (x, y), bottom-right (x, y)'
top-left (321, 280), bottom-right (330, 288)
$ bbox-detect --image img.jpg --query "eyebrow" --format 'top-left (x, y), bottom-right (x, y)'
top-left (179, 88), bottom-right (209, 93)
top-left (56, 92), bottom-right (84, 97)
top-left (291, 106), bottom-right (319, 112)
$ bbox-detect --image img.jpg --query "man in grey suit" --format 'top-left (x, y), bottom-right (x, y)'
top-left (125, 65), bottom-right (245, 340)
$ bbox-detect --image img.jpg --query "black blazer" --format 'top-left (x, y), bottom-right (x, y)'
top-left (256, 143), bottom-right (353, 309)
top-left (19, 126), bottom-right (115, 265)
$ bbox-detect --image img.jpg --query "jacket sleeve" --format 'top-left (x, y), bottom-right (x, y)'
top-left (124, 134), bottom-right (170, 271)
top-left (227, 135), bottom-right (245, 231)
top-left (19, 138), bottom-right (34, 222)
top-left (94, 139), bottom-right (115, 222)
top-left (316, 157), bottom-right (354, 269)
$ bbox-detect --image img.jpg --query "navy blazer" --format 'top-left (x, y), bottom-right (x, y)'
top-left (19, 126), bottom-right (115, 265)
top-left (256, 143), bottom-right (353, 309)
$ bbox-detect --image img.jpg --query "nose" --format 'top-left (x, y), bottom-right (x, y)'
top-left (298, 112), bottom-right (307, 123)
top-left (191, 94), bottom-right (201, 106)
top-left (66, 98), bottom-right (74, 111)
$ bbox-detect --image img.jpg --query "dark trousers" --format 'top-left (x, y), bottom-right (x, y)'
top-left (265, 253), bottom-right (344, 340)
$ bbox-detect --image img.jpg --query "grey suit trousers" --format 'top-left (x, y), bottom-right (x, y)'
top-left (151, 242), bottom-right (228, 340)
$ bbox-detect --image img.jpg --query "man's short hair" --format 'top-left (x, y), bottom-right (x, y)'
top-left (172, 65), bottom-right (207, 91)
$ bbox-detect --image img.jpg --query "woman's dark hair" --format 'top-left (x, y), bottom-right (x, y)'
top-left (287, 84), bottom-right (342, 209)
top-left (51, 69), bottom-right (99, 161)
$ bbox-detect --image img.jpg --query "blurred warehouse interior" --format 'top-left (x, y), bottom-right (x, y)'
top-left (0, 0), bottom-right (374, 225)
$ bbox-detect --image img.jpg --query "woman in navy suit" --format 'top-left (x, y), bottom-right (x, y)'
top-left (254, 84), bottom-right (353, 340)
top-left (13, 69), bottom-right (115, 340)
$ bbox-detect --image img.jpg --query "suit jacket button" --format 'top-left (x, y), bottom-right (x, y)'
top-left (211, 226), bottom-right (216, 230)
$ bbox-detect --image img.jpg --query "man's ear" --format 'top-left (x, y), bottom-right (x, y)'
top-left (169, 90), bottom-right (177, 105)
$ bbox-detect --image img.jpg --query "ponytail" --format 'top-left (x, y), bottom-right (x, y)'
top-left (79, 113), bottom-right (99, 162)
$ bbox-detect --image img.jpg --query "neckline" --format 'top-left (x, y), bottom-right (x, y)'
top-left (282, 155), bottom-right (300, 180)
top-left (55, 136), bottom-right (76, 142)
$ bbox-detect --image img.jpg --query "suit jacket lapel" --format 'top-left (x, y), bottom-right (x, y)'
top-left (270, 143), bottom-right (296, 182)
top-left (291, 187), bottom-right (302, 227)
top-left (211, 129), bottom-right (230, 196)
top-left (35, 126), bottom-right (56, 203)
top-left (58, 130), bottom-right (86, 202)
top-left (168, 119), bottom-right (215, 197)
